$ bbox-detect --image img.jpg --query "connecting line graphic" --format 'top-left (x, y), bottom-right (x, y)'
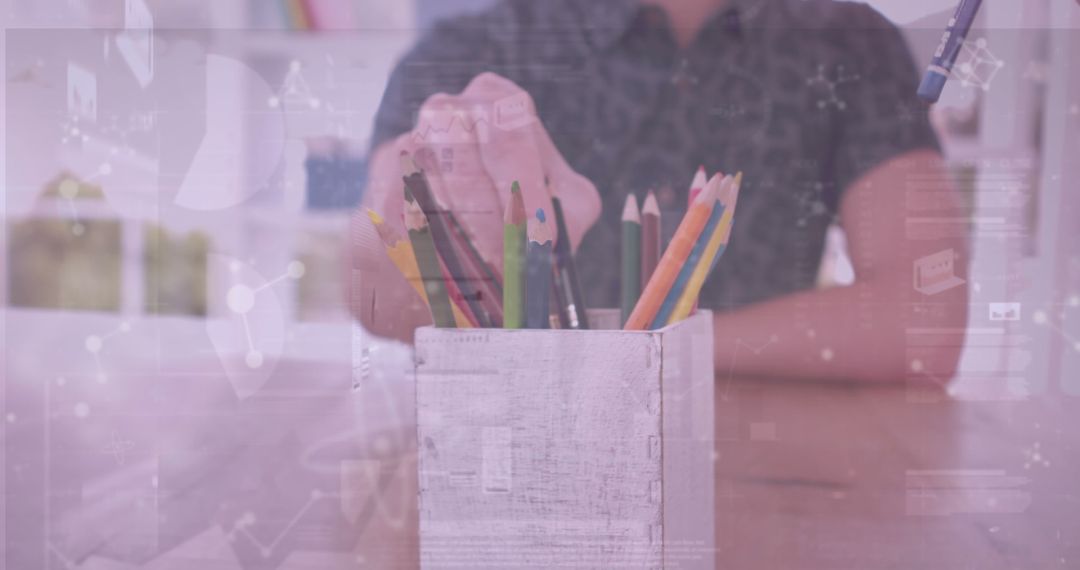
top-left (805, 64), bottom-right (860, 111)
top-left (268, 60), bottom-right (320, 110)
top-left (1022, 442), bottom-right (1051, 470)
top-left (226, 261), bottom-right (306, 369)
top-left (720, 335), bottom-right (780, 400)
top-left (84, 321), bottom-right (132, 383)
top-left (102, 430), bottom-right (136, 466)
top-left (1032, 297), bottom-right (1080, 353)
top-left (47, 542), bottom-right (78, 570)
top-left (57, 163), bottom-right (112, 236)
top-left (954, 38), bottom-right (1005, 92)
top-left (224, 489), bottom-right (336, 559)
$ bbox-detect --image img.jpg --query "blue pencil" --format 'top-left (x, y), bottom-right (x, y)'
top-left (917, 0), bottom-right (984, 103)
top-left (649, 175), bottom-right (727, 329)
top-left (525, 208), bottom-right (553, 329)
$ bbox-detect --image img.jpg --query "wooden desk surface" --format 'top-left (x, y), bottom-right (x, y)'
top-left (338, 374), bottom-right (1080, 569)
top-left (710, 379), bottom-right (1080, 569)
top-left (7, 353), bottom-right (1079, 569)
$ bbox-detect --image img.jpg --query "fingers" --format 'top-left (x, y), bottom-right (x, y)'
top-left (531, 122), bottom-right (601, 251)
top-left (464, 72), bottom-right (600, 252)
top-left (412, 90), bottom-right (503, 268)
top-left (462, 73), bottom-right (554, 238)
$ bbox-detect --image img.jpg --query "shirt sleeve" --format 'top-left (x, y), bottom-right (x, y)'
top-left (828, 3), bottom-right (941, 202)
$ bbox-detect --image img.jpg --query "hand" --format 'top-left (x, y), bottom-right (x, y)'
top-left (350, 72), bottom-right (601, 339)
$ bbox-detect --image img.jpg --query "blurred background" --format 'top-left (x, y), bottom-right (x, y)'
top-left (2, 0), bottom-right (1079, 568)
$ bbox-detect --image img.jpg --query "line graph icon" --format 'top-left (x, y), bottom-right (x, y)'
top-left (224, 489), bottom-right (332, 558)
top-left (67, 62), bottom-right (97, 122)
top-left (411, 107), bottom-right (490, 144)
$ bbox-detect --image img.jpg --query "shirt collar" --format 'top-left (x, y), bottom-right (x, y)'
top-left (572, 0), bottom-right (766, 51)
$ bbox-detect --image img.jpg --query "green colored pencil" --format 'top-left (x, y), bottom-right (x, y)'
top-left (621, 194), bottom-right (641, 326)
top-left (503, 181), bottom-right (527, 328)
top-left (404, 189), bottom-right (456, 327)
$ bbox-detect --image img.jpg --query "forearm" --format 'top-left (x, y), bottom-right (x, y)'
top-left (712, 278), bottom-right (967, 384)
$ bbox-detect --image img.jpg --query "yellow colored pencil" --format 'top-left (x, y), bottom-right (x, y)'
top-left (667, 173), bottom-right (742, 324)
top-left (624, 179), bottom-right (719, 330)
top-left (378, 204), bottom-right (473, 328)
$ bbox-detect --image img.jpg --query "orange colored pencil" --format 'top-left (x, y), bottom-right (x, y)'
top-left (623, 180), bottom-right (719, 330)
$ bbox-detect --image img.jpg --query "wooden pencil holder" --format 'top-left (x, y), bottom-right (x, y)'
top-left (415, 309), bottom-right (715, 569)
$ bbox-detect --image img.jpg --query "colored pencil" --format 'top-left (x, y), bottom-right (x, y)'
top-left (400, 152), bottom-right (492, 327)
top-left (668, 172), bottom-right (742, 324)
top-left (525, 208), bottom-right (553, 329)
top-left (439, 259), bottom-right (481, 328)
top-left (402, 194), bottom-right (457, 328)
top-left (640, 191), bottom-right (661, 288)
top-left (620, 194), bottom-right (641, 326)
top-left (650, 174), bottom-right (727, 329)
top-left (624, 179), bottom-right (719, 330)
top-left (366, 208), bottom-right (426, 303)
top-left (687, 166), bottom-right (710, 314)
top-left (549, 187), bottom-right (589, 330)
top-left (447, 215), bottom-right (504, 327)
top-left (447, 211), bottom-right (504, 295)
top-left (503, 181), bottom-right (527, 328)
top-left (688, 165), bottom-right (707, 205)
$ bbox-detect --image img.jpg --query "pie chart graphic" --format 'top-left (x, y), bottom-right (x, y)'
top-left (175, 55), bottom-right (285, 211)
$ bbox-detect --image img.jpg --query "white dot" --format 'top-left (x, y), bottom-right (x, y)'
top-left (268, 97), bottom-right (280, 108)
top-left (911, 359), bottom-right (924, 372)
top-left (6, 413), bottom-right (15, 423)
top-left (56, 377), bottom-right (67, 386)
top-left (85, 335), bottom-right (103, 353)
top-left (287, 261), bottom-right (306, 279)
top-left (59, 178), bottom-right (80, 199)
top-left (96, 373), bottom-right (108, 384)
top-left (1068, 295), bottom-right (1079, 307)
top-left (1073, 341), bottom-right (1080, 353)
top-left (227, 285), bottom-right (256, 314)
top-left (311, 489), bottom-right (323, 499)
top-left (98, 163), bottom-right (112, 175)
top-left (74, 402), bottom-right (90, 418)
top-left (1033, 310), bottom-right (1048, 324)
top-left (289, 60), bottom-right (301, 72)
top-left (821, 348), bottom-right (834, 362)
top-left (119, 322), bottom-right (132, 332)
top-left (245, 351), bottom-right (264, 369)
top-left (309, 99), bottom-right (321, 109)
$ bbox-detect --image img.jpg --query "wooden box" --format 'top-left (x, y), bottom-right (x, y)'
top-left (415, 309), bottom-right (715, 569)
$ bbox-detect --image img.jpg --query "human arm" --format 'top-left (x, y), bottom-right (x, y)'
top-left (712, 149), bottom-right (969, 384)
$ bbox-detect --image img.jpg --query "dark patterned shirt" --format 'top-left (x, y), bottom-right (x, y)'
top-left (371, 0), bottom-right (939, 312)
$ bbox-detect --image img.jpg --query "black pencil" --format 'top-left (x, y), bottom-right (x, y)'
top-left (400, 151), bottom-right (492, 327)
top-left (548, 187), bottom-right (589, 330)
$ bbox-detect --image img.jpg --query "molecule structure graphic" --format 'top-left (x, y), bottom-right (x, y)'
top-left (805, 64), bottom-right (860, 111)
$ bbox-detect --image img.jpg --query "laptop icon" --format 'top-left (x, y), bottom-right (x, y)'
top-left (914, 248), bottom-right (966, 295)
